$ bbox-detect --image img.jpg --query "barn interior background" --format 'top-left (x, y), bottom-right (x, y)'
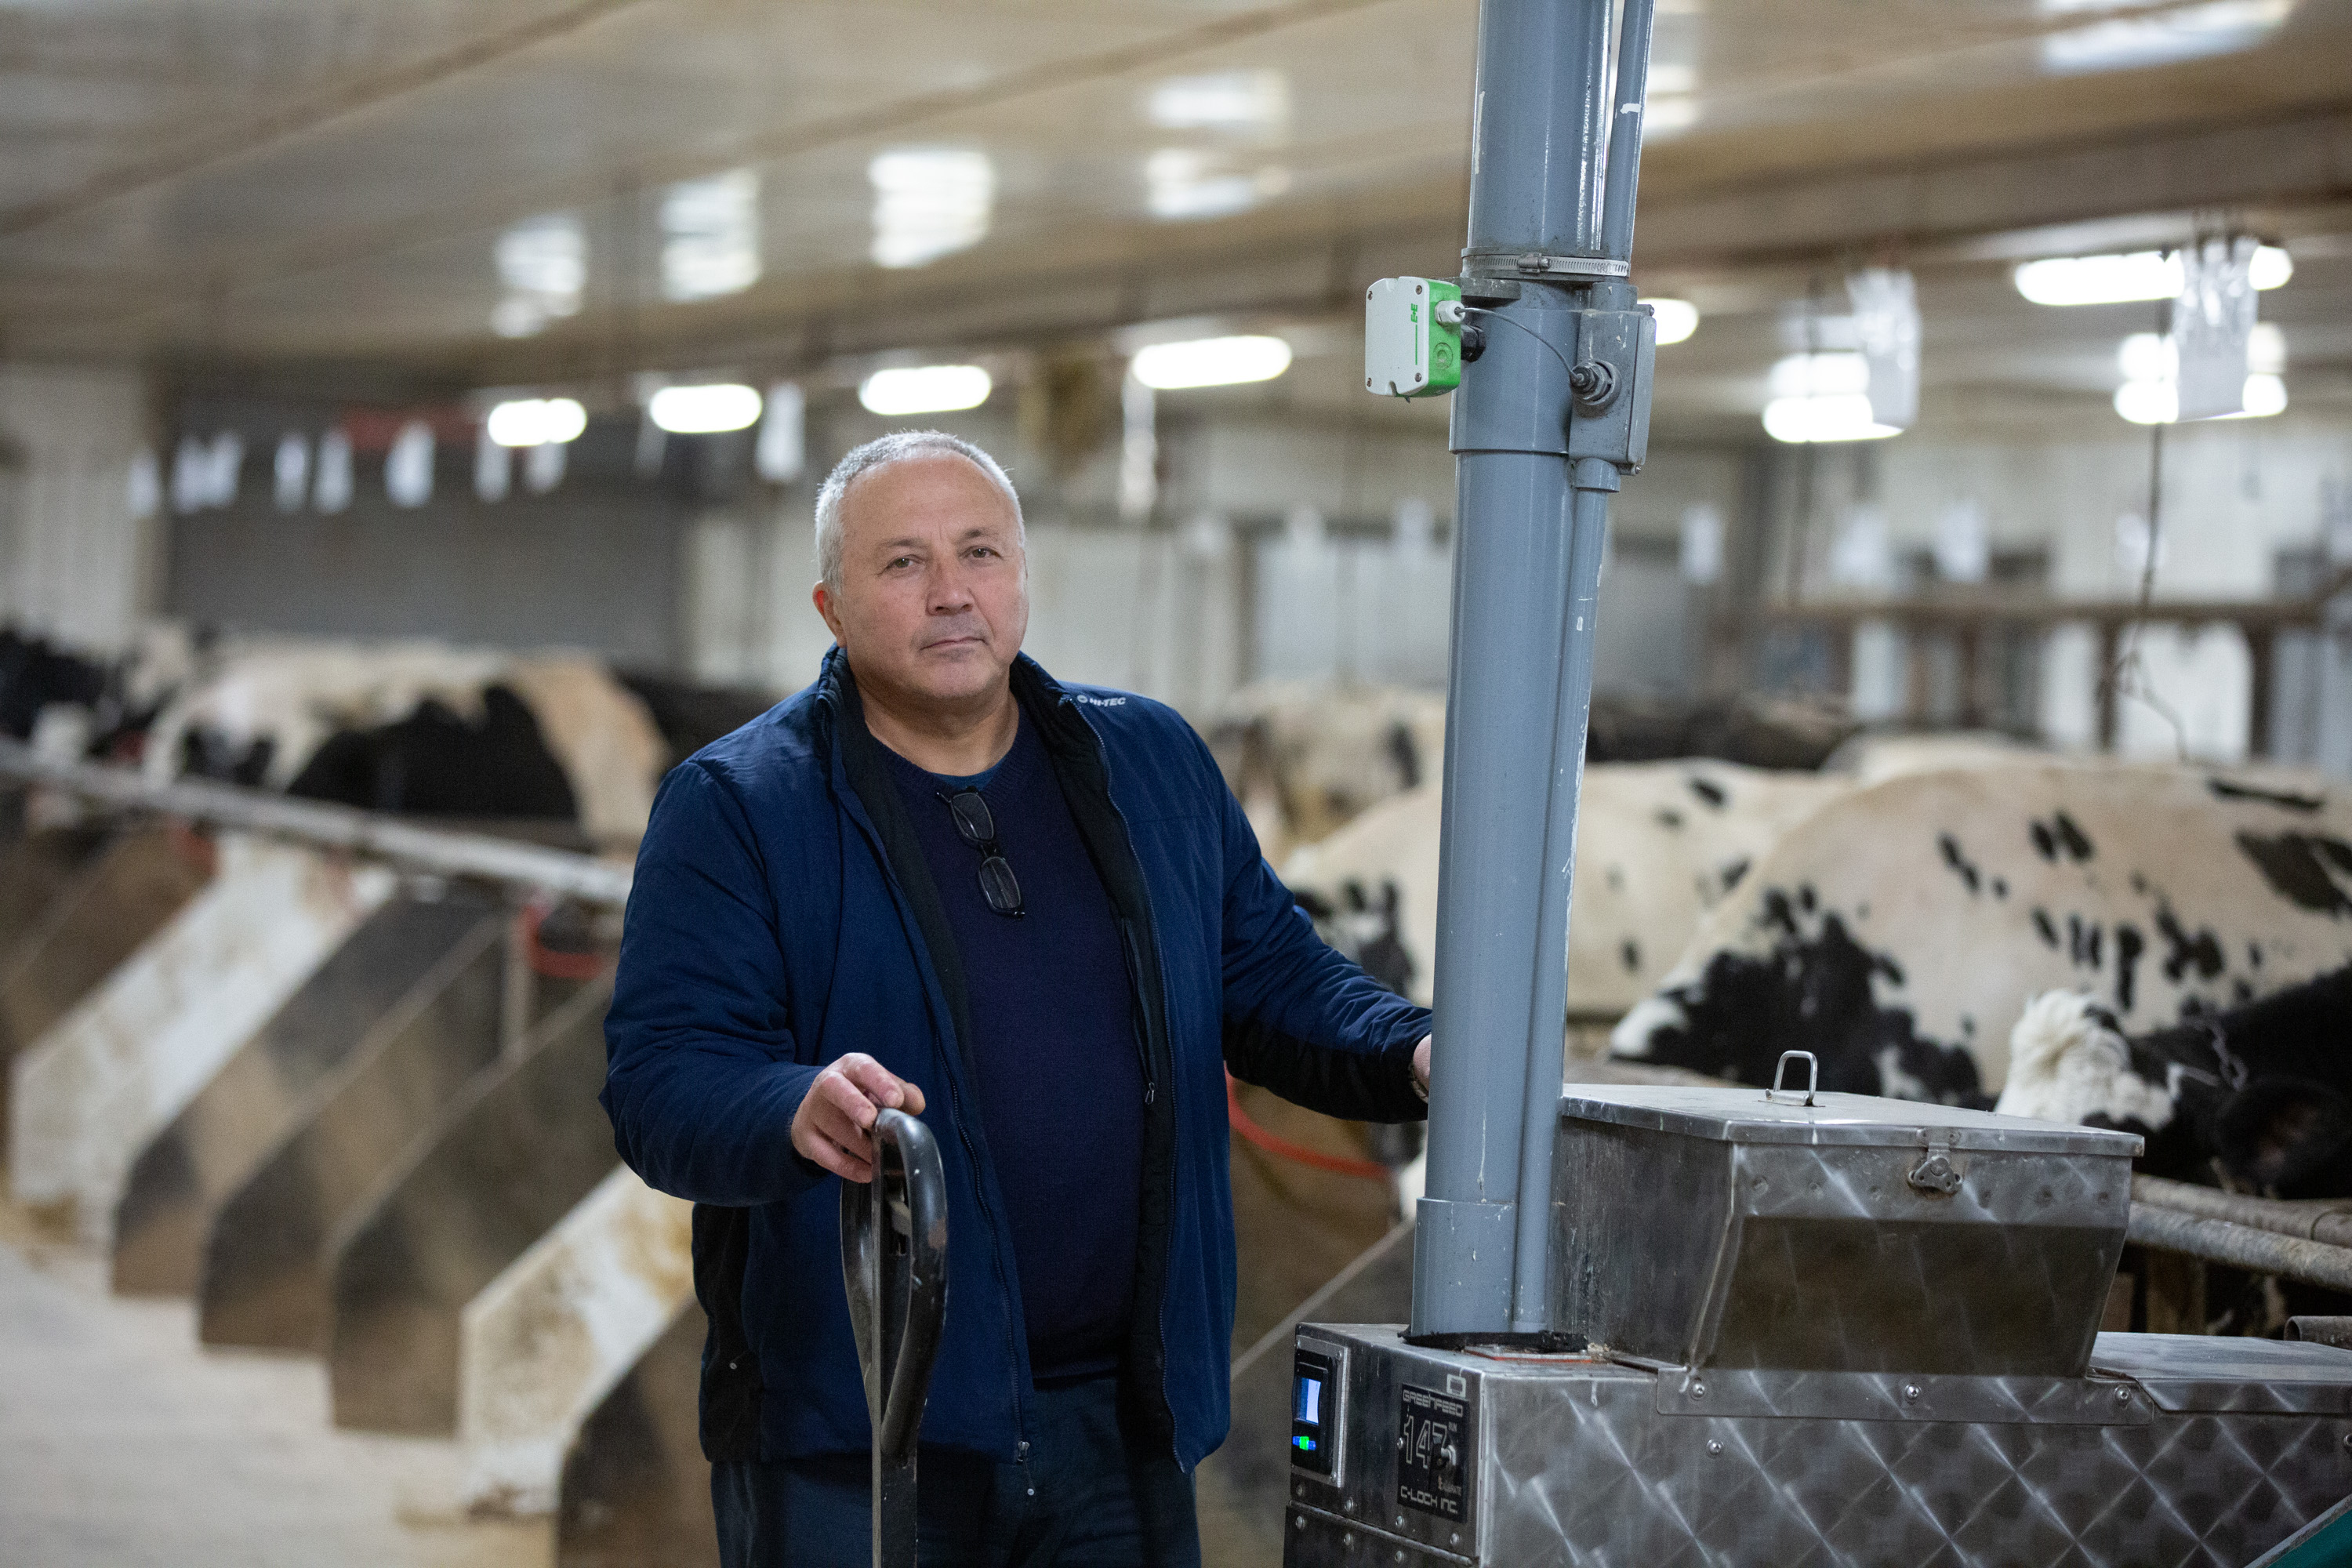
top-left (2, 2), bottom-right (2351, 1566)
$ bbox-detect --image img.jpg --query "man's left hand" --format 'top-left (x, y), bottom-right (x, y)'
top-left (1413, 1035), bottom-right (1432, 1098)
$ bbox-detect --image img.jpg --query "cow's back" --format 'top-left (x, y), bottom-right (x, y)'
top-left (1613, 763), bottom-right (2352, 1098)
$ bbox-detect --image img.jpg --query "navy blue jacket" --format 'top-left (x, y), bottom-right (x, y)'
top-left (601, 649), bottom-right (1430, 1471)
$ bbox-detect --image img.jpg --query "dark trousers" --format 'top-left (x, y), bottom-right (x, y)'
top-left (713, 1375), bottom-right (1201, 1568)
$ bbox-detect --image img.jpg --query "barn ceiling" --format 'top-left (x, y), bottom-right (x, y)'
top-left (2, 0), bottom-right (2348, 423)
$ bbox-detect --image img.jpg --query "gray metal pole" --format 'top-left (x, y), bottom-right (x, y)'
top-left (1506, 482), bottom-right (1610, 1330)
top-left (1414, 0), bottom-right (1656, 1338)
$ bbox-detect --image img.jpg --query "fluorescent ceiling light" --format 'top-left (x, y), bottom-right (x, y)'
top-left (2114, 379), bottom-right (2176, 425)
top-left (662, 170), bottom-right (762, 302)
top-left (1147, 69), bottom-right (1290, 132)
top-left (2113, 374), bottom-right (2286, 424)
top-left (2039, 0), bottom-right (2291, 74)
top-left (870, 149), bottom-right (995, 270)
top-left (648, 383), bottom-right (763, 435)
top-left (2121, 323), bottom-right (2287, 379)
top-left (2117, 330), bottom-right (2174, 384)
top-left (858, 365), bottom-right (993, 416)
top-left (485, 397), bottom-right (587, 447)
top-left (1762, 394), bottom-right (1902, 444)
top-left (1145, 148), bottom-right (1290, 221)
top-left (2249, 321), bottom-right (2287, 375)
top-left (1130, 335), bottom-right (1293, 390)
top-left (1647, 298), bottom-right (1700, 346)
top-left (2014, 245), bottom-right (2292, 306)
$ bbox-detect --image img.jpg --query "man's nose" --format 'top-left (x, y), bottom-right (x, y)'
top-left (926, 559), bottom-right (976, 612)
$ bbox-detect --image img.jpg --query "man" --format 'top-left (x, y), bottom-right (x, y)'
top-left (602, 430), bottom-right (1432, 1566)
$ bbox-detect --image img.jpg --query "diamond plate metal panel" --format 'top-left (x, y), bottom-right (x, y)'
top-left (1289, 1327), bottom-right (2352, 1568)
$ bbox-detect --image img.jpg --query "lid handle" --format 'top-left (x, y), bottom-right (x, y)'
top-left (1765, 1050), bottom-right (1819, 1107)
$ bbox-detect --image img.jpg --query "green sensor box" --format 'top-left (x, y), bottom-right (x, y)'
top-left (1364, 277), bottom-right (1463, 398)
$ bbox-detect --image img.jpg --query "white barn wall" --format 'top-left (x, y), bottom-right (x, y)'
top-left (0, 364), bottom-right (158, 652)
top-left (1849, 414), bottom-right (2350, 768)
top-left (687, 409), bottom-right (1752, 712)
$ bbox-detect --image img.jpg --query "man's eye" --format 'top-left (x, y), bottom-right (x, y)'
top-left (887, 556), bottom-right (917, 570)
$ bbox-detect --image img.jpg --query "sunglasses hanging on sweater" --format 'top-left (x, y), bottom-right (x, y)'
top-left (940, 789), bottom-right (1024, 917)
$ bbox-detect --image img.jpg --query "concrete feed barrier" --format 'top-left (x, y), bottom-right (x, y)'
top-left (0, 826), bottom-right (212, 1147)
top-left (459, 1164), bottom-right (693, 1514)
top-left (9, 834), bottom-right (394, 1240)
top-left (555, 1303), bottom-right (717, 1568)
top-left (112, 891), bottom-right (498, 1294)
top-left (199, 913), bottom-right (506, 1350)
top-left (327, 975), bottom-right (617, 1435)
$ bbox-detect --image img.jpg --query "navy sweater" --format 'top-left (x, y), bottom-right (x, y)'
top-left (880, 714), bottom-right (1143, 1381)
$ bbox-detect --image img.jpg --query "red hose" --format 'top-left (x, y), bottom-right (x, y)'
top-left (1225, 1073), bottom-right (1392, 1181)
top-left (518, 896), bottom-right (611, 981)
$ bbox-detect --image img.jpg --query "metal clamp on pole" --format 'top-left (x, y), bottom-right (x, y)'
top-left (840, 1108), bottom-right (949, 1568)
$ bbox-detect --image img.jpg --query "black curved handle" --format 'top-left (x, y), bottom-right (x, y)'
top-left (839, 1106), bottom-right (949, 1466)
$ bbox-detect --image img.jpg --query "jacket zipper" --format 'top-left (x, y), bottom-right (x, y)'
top-left (1118, 921), bottom-right (1159, 1105)
top-left (1142, 913), bottom-right (1181, 1454)
top-left (1073, 696), bottom-right (1185, 1455)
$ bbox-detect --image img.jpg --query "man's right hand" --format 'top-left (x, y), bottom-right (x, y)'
top-left (791, 1054), bottom-right (928, 1183)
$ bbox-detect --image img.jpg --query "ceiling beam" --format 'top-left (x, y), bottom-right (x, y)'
top-left (0, 0), bottom-right (662, 239)
top-left (1635, 104), bottom-right (2352, 271)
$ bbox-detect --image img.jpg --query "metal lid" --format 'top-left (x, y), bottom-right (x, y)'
top-left (1559, 1083), bottom-right (2144, 1156)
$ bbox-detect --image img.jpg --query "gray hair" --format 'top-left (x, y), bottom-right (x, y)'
top-left (813, 430), bottom-right (1025, 588)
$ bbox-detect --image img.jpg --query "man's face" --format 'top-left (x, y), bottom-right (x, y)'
top-left (814, 454), bottom-right (1029, 711)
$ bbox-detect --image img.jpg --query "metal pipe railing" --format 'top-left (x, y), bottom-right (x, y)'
top-left (2133, 1175), bottom-right (2352, 1248)
top-left (0, 739), bottom-right (633, 907)
top-left (2129, 1175), bottom-right (2352, 1297)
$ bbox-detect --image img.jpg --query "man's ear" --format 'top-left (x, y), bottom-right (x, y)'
top-left (813, 580), bottom-right (844, 641)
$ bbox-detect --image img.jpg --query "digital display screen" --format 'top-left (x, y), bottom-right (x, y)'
top-left (1291, 1348), bottom-right (1338, 1477)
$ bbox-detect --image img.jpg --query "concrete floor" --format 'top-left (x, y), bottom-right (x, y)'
top-left (0, 1209), bottom-right (550, 1568)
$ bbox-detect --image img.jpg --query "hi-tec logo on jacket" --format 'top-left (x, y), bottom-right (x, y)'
top-left (1072, 694), bottom-right (1128, 708)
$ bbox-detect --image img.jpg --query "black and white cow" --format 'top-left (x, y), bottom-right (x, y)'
top-left (0, 629), bottom-right (107, 742)
top-left (1209, 681), bottom-right (1449, 867)
top-left (140, 640), bottom-right (669, 844)
top-left (1611, 764), bottom-right (2352, 1107)
top-left (1284, 760), bottom-right (1853, 1015)
top-left (2000, 966), bottom-right (2352, 1195)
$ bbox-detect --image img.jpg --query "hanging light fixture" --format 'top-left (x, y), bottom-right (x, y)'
top-left (858, 365), bottom-right (993, 416)
top-left (2014, 245), bottom-right (2292, 307)
top-left (485, 397), bottom-right (587, 448)
top-left (1129, 335), bottom-right (1292, 390)
top-left (648, 383), bottom-right (763, 434)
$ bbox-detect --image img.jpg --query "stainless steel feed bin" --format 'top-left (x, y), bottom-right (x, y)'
top-left (1549, 1085), bottom-right (2135, 1377)
top-left (1285, 1084), bottom-right (2352, 1566)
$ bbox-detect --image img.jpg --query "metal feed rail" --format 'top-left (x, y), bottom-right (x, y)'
top-left (2129, 1174), bottom-right (2352, 1295)
top-left (0, 739), bottom-right (633, 907)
